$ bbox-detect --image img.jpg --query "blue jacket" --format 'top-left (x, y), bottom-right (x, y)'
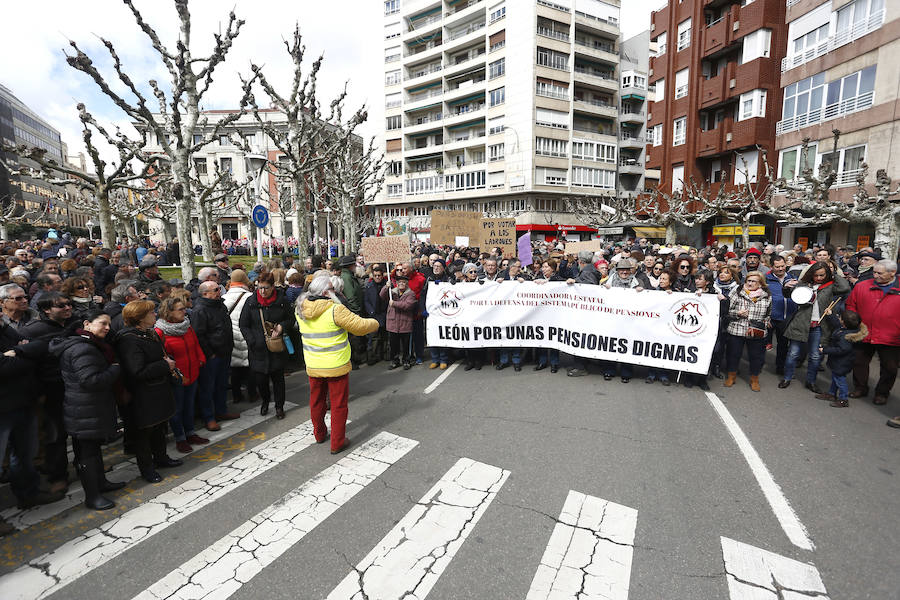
top-left (765, 271), bottom-right (798, 322)
top-left (822, 324), bottom-right (868, 376)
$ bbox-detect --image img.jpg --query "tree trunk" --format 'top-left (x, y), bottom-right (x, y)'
top-left (0, 222), bottom-right (8, 241)
top-left (292, 188), bottom-right (309, 262)
top-left (173, 159), bottom-right (196, 281)
top-left (665, 223), bottom-right (677, 245)
top-left (873, 213), bottom-right (899, 264)
top-left (197, 203), bottom-right (213, 261)
top-left (741, 222), bottom-right (751, 250)
top-left (97, 188), bottom-right (115, 248)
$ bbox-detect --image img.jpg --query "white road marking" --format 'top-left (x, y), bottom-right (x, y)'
top-left (0, 416), bottom-right (340, 600)
top-left (424, 362), bottom-right (460, 394)
top-left (721, 537), bottom-right (830, 599)
top-left (526, 490), bottom-right (637, 600)
top-left (705, 392), bottom-right (814, 551)
top-left (0, 402), bottom-right (299, 532)
top-left (327, 457), bottom-right (509, 599)
top-left (134, 432), bottom-right (418, 600)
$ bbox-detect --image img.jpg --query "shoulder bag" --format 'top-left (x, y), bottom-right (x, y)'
top-left (259, 308), bottom-right (286, 353)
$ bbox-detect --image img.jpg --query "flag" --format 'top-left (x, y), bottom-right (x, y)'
top-left (377, 218), bottom-right (384, 237)
top-left (517, 232), bottom-right (533, 266)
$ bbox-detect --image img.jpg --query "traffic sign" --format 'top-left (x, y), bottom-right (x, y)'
top-left (251, 205), bottom-right (269, 228)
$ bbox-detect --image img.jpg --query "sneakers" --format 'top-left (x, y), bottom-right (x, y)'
top-left (567, 368), bottom-right (588, 377)
top-left (829, 398), bottom-right (849, 408)
top-left (886, 416), bottom-right (900, 428)
top-left (388, 362), bottom-right (402, 370)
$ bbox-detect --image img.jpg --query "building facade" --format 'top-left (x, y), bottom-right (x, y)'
top-left (377, 0), bottom-right (635, 243)
top-left (619, 30), bottom-right (660, 198)
top-left (774, 0), bottom-right (895, 249)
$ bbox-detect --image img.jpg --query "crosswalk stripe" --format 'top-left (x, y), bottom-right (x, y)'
top-left (327, 457), bottom-right (509, 600)
top-left (0, 402), bottom-right (299, 532)
top-left (132, 432), bottom-right (418, 600)
top-left (526, 490), bottom-right (638, 600)
top-left (721, 537), bottom-right (829, 599)
top-left (0, 416), bottom-right (338, 600)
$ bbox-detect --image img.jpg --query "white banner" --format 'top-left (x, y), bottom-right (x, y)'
top-left (425, 282), bottom-right (720, 374)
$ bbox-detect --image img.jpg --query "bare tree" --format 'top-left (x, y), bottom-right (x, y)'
top-left (241, 24), bottom-right (365, 261)
top-left (324, 133), bottom-right (385, 253)
top-left (635, 181), bottom-right (720, 245)
top-left (64, 0), bottom-right (247, 279)
top-left (563, 192), bottom-right (637, 231)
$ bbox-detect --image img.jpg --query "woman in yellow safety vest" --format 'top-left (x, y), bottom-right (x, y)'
top-left (296, 272), bottom-right (379, 454)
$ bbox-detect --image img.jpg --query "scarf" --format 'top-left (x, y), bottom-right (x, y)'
top-left (256, 290), bottom-right (277, 307)
top-left (746, 288), bottom-right (764, 299)
top-left (714, 279), bottom-right (738, 297)
top-left (72, 296), bottom-right (92, 304)
top-left (76, 328), bottom-right (116, 364)
top-left (154, 317), bottom-right (191, 337)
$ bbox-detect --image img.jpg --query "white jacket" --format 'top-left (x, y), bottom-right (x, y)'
top-left (223, 286), bottom-right (254, 367)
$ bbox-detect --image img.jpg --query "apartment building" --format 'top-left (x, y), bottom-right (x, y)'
top-left (619, 30), bottom-right (660, 198)
top-left (378, 0), bottom-right (630, 243)
top-left (774, 0), bottom-right (895, 249)
top-left (645, 0), bottom-right (788, 242)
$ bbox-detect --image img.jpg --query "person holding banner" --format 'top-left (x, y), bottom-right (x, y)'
top-left (724, 272), bottom-right (772, 392)
top-left (462, 264), bottom-right (485, 371)
top-left (534, 259), bottom-right (564, 373)
top-left (423, 260), bottom-right (451, 370)
top-left (566, 251), bottom-right (603, 378)
top-left (381, 275), bottom-right (418, 370)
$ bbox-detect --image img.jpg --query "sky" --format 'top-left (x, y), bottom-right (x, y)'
top-left (0, 0), bottom-right (657, 172)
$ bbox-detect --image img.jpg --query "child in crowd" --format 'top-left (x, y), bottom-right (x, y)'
top-left (818, 310), bottom-right (867, 408)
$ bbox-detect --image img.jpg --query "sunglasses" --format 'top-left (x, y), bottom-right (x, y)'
top-left (679, 265), bottom-right (690, 270)
top-left (54, 302), bottom-right (72, 308)
top-left (6, 296), bottom-right (26, 301)
top-left (74, 285), bottom-right (87, 290)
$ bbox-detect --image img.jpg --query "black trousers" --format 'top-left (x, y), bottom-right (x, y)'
top-left (389, 332), bottom-right (411, 364)
top-left (230, 366), bottom-right (258, 401)
top-left (73, 437), bottom-right (102, 463)
top-left (255, 370), bottom-right (286, 409)
top-left (367, 327), bottom-right (389, 363)
top-left (133, 423), bottom-right (168, 474)
top-left (41, 383), bottom-right (69, 484)
top-left (853, 343), bottom-right (899, 397)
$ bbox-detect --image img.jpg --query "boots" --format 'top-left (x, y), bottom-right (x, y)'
top-left (724, 372), bottom-right (737, 387)
top-left (78, 459), bottom-right (115, 511)
top-left (77, 462), bottom-right (126, 492)
top-left (749, 375), bottom-right (761, 392)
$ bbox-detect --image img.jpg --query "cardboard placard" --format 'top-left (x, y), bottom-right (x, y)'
top-left (360, 236), bottom-right (411, 264)
top-left (478, 218), bottom-right (517, 257)
top-left (455, 236), bottom-right (470, 247)
top-left (430, 209), bottom-right (483, 245)
top-left (856, 235), bottom-right (870, 251)
top-left (563, 240), bottom-right (604, 256)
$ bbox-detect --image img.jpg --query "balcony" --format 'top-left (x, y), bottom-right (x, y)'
top-left (775, 91), bottom-right (875, 135)
top-left (445, 0), bottom-right (484, 17)
top-left (619, 157), bottom-right (643, 175)
top-left (781, 10), bottom-right (885, 72)
top-left (537, 26), bottom-right (570, 43)
top-left (574, 67), bottom-right (618, 93)
top-left (573, 98), bottom-right (617, 119)
top-left (619, 107), bottom-right (645, 124)
top-left (574, 10), bottom-right (619, 37)
top-left (699, 62), bottom-right (735, 109)
top-left (449, 21), bottom-right (486, 41)
top-left (725, 117), bottom-right (769, 150)
top-left (703, 9), bottom-right (735, 57)
top-left (574, 39), bottom-right (618, 66)
top-left (573, 125), bottom-right (616, 143)
top-left (619, 133), bottom-right (646, 149)
top-left (697, 126), bottom-right (725, 156)
top-left (733, 0), bottom-right (771, 39)
top-left (406, 63), bottom-right (443, 84)
top-left (732, 59), bottom-right (778, 96)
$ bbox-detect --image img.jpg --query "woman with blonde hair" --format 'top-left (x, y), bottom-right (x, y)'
top-left (723, 271), bottom-right (771, 391)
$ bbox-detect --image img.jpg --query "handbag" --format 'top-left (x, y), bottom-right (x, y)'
top-left (259, 309), bottom-right (286, 353)
top-left (746, 319), bottom-right (766, 339)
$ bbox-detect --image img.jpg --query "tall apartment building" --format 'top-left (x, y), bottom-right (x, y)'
top-left (619, 30), bottom-right (659, 197)
top-left (378, 0), bottom-right (629, 243)
top-left (646, 0), bottom-right (788, 242)
top-left (774, 0), bottom-right (894, 249)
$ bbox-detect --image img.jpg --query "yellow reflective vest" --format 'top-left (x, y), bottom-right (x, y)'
top-left (296, 304), bottom-right (350, 370)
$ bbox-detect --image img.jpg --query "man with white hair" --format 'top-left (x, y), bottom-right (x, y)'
top-left (296, 274), bottom-right (379, 454)
top-left (192, 280), bottom-right (238, 430)
top-left (846, 259), bottom-right (899, 408)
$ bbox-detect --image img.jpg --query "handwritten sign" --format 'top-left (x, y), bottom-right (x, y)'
top-left (360, 236), bottom-right (411, 264)
top-left (856, 235), bottom-right (870, 251)
top-left (430, 209), bottom-right (483, 245)
top-left (478, 218), bottom-right (517, 256)
top-left (563, 240), bottom-right (604, 256)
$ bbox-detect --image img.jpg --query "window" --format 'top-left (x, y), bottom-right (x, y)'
top-left (386, 138), bottom-right (402, 153)
top-left (489, 143), bottom-right (505, 161)
top-left (384, 0), bottom-right (399, 15)
top-left (655, 78), bottom-right (665, 103)
top-left (741, 29), bottom-right (771, 63)
top-left (734, 150), bottom-right (759, 184)
top-left (385, 22), bottom-right (401, 40)
top-left (488, 171), bottom-right (505, 189)
top-left (219, 157), bottom-right (232, 173)
top-left (536, 167), bottom-right (567, 186)
top-left (192, 134), bottom-right (202, 145)
top-left (445, 171), bottom-right (486, 192)
top-left (386, 115), bottom-right (402, 130)
top-left (489, 3), bottom-right (506, 23)
top-left (489, 58), bottom-right (506, 79)
top-left (385, 45), bottom-right (400, 63)
top-left (385, 70), bottom-right (400, 85)
top-left (406, 175), bottom-right (443, 195)
top-left (387, 161), bottom-right (402, 177)
top-left (837, 0), bottom-right (885, 38)
top-left (490, 30), bottom-right (506, 52)
top-left (490, 87), bottom-right (506, 106)
top-left (572, 140), bottom-right (616, 163)
top-left (535, 137), bottom-right (568, 158)
top-left (674, 68), bottom-right (689, 99)
top-left (792, 24), bottom-right (828, 56)
top-left (818, 144), bottom-right (867, 185)
top-left (778, 66), bottom-right (875, 134)
top-left (672, 165), bottom-right (685, 193)
top-left (387, 184), bottom-right (402, 197)
top-left (219, 134), bottom-right (231, 145)
top-left (537, 47), bottom-right (568, 70)
top-left (739, 89), bottom-right (767, 120)
top-left (572, 167), bottom-right (615, 189)
top-left (654, 32), bottom-right (667, 57)
top-left (489, 115), bottom-right (505, 135)
top-left (673, 117), bottom-right (686, 146)
top-left (536, 79), bottom-right (568, 100)
top-left (651, 124), bottom-right (663, 147)
top-left (535, 108), bottom-right (569, 129)
top-left (193, 158), bottom-right (208, 175)
top-left (677, 18), bottom-right (691, 51)
top-left (385, 93), bottom-right (401, 108)
top-left (778, 144), bottom-right (817, 182)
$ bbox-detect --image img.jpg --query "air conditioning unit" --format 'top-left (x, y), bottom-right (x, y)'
top-left (733, 21), bottom-right (740, 31)
top-left (729, 78), bottom-right (736, 89)
top-left (726, 133), bottom-right (733, 142)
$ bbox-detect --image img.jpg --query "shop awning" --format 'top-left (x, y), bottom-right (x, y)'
top-left (633, 226), bottom-right (666, 238)
top-left (712, 224), bottom-right (766, 236)
top-left (516, 224), bottom-right (597, 232)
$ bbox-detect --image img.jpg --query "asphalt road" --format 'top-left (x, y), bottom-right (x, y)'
top-left (1, 353), bottom-right (897, 599)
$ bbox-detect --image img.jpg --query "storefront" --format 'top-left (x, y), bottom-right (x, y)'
top-left (709, 223), bottom-right (766, 249)
top-left (515, 223), bottom-right (598, 243)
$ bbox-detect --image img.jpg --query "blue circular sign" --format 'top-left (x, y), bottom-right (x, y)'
top-left (251, 205), bottom-right (269, 228)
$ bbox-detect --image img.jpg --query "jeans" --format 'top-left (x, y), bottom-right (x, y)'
top-left (499, 348), bottom-right (521, 365)
top-left (852, 343), bottom-right (899, 397)
top-left (771, 320), bottom-right (794, 372)
top-left (429, 346), bottom-right (450, 364)
top-left (309, 374), bottom-right (349, 452)
top-left (537, 348), bottom-right (560, 367)
top-left (411, 320), bottom-right (426, 362)
top-left (602, 361), bottom-right (633, 379)
top-left (170, 381), bottom-right (198, 442)
top-left (829, 373), bottom-right (849, 400)
top-left (0, 407), bottom-right (40, 502)
top-left (725, 334), bottom-right (766, 375)
top-left (647, 368), bottom-right (670, 382)
top-left (784, 326), bottom-right (822, 383)
top-left (197, 355), bottom-right (231, 421)
top-left (255, 370), bottom-right (286, 410)
top-left (367, 327), bottom-right (389, 363)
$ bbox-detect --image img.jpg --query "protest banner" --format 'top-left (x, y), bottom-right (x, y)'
top-left (564, 240), bottom-right (604, 256)
top-left (517, 232), bottom-right (533, 266)
top-left (478, 218), bottom-right (517, 257)
top-left (425, 282), bottom-right (720, 374)
top-left (360, 236), bottom-right (411, 264)
top-left (430, 209), bottom-right (483, 245)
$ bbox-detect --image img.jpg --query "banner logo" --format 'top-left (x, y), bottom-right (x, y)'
top-left (437, 289), bottom-right (463, 317)
top-left (669, 300), bottom-right (706, 336)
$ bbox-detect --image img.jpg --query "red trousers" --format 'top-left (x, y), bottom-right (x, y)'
top-left (308, 374), bottom-right (349, 451)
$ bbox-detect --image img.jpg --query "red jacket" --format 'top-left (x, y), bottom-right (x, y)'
top-left (155, 325), bottom-right (206, 385)
top-left (407, 271), bottom-right (427, 320)
top-left (846, 277), bottom-right (900, 347)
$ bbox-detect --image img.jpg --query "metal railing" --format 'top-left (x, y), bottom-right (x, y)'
top-left (619, 107), bottom-right (646, 117)
top-left (406, 40), bottom-right (442, 57)
top-left (619, 133), bottom-right (646, 142)
top-left (781, 10), bottom-right (884, 72)
top-left (449, 21), bottom-right (485, 41)
top-left (576, 98), bottom-right (614, 108)
top-left (574, 39), bottom-right (616, 54)
top-left (574, 126), bottom-right (614, 136)
top-left (536, 85), bottom-right (569, 100)
top-left (537, 51), bottom-right (569, 70)
top-left (619, 157), bottom-right (643, 167)
top-left (574, 66), bottom-right (615, 81)
top-left (406, 113), bottom-right (442, 127)
top-left (410, 14), bottom-right (441, 31)
top-left (407, 64), bottom-right (442, 80)
top-left (574, 10), bottom-right (618, 27)
top-left (537, 0), bottom-right (571, 12)
top-left (537, 26), bottom-right (570, 42)
top-left (446, 0), bottom-right (483, 16)
top-left (407, 88), bottom-right (444, 103)
top-left (775, 91), bottom-right (875, 135)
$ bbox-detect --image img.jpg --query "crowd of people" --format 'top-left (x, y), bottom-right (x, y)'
top-left (1, 231), bottom-right (898, 535)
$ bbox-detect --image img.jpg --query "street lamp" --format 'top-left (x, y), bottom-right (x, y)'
top-left (324, 206), bottom-right (332, 258)
top-left (86, 219), bottom-right (96, 241)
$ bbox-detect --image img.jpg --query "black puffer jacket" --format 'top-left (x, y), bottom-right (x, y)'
top-left (239, 290), bottom-right (294, 374)
top-left (114, 326), bottom-right (175, 428)
top-left (19, 316), bottom-right (78, 388)
top-left (0, 321), bottom-right (37, 414)
top-left (191, 296), bottom-right (234, 359)
top-left (50, 333), bottom-right (120, 439)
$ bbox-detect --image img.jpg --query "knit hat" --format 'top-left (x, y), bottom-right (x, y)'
top-left (745, 247), bottom-right (762, 257)
top-left (462, 262), bottom-right (477, 274)
top-left (432, 259), bottom-right (446, 269)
